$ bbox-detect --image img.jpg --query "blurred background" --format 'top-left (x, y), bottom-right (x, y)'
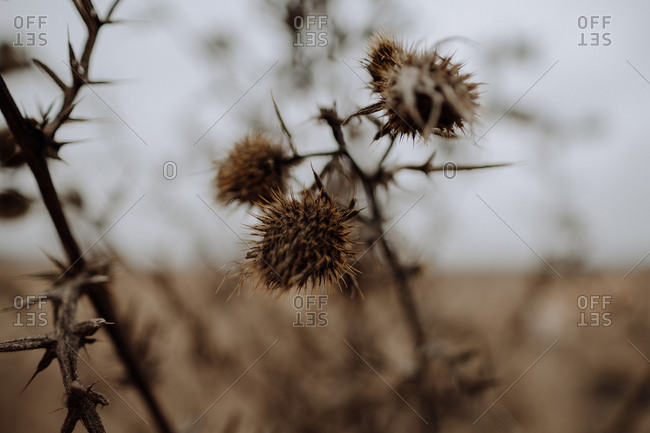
top-left (0, 0), bottom-right (649, 272)
top-left (1, 0), bottom-right (650, 432)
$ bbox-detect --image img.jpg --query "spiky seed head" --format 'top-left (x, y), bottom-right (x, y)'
top-left (244, 189), bottom-right (359, 293)
top-left (0, 189), bottom-right (31, 220)
top-left (380, 52), bottom-right (480, 138)
top-left (365, 32), bottom-right (404, 93)
top-left (214, 133), bottom-right (294, 205)
top-left (354, 33), bottom-right (480, 139)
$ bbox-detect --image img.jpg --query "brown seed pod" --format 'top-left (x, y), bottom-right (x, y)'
top-left (214, 133), bottom-right (296, 205)
top-left (351, 33), bottom-right (480, 139)
top-left (0, 189), bottom-right (31, 220)
top-left (244, 189), bottom-right (359, 293)
top-left (379, 52), bottom-right (480, 138)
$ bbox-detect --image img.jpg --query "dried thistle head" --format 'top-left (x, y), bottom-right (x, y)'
top-left (0, 189), bottom-right (31, 220)
top-left (365, 31), bottom-right (404, 93)
top-left (244, 189), bottom-right (359, 293)
top-left (214, 133), bottom-right (295, 205)
top-left (353, 33), bottom-right (480, 139)
top-left (379, 52), bottom-right (480, 138)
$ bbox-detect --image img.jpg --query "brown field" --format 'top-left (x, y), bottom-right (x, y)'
top-left (1, 262), bottom-right (649, 432)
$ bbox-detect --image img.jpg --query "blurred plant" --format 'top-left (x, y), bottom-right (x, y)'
top-left (0, 1), bottom-right (175, 433)
top-left (214, 32), bottom-right (507, 429)
top-left (0, 43), bottom-right (30, 74)
top-left (214, 132), bottom-right (298, 205)
top-left (0, 127), bottom-right (26, 167)
top-left (0, 188), bottom-right (32, 220)
top-left (244, 186), bottom-right (359, 293)
top-left (348, 32), bottom-right (480, 139)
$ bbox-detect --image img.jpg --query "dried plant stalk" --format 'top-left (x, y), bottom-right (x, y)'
top-left (211, 33), bottom-right (508, 430)
top-left (0, 1), bottom-right (175, 432)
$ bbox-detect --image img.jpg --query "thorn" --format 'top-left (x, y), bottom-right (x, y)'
top-left (101, 18), bottom-right (130, 26)
top-left (67, 31), bottom-right (77, 66)
top-left (215, 268), bottom-right (233, 294)
top-left (22, 348), bottom-right (57, 394)
top-left (424, 150), bottom-right (437, 165)
top-left (33, 59), bottom-right (67, 90)
top-left (44, 146), bottom-right (62, 160)
top-left (311, 163), bottom-right (325, 192)
top-left (350, 275), bottom-right (364, 300)
top-left (271, 92), bottom-right (296, 155)
top-left (106, 0), bottom-right (123, 22)
top-left (42, 100), bottom-right (56, 121)
top-left (40, 249), bottom-right (67, 271)
top-left (89, 376), bottom-right (107, 390)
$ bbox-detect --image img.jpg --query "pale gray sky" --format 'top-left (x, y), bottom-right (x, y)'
top-left (1, 0), bottom-right (650, 274)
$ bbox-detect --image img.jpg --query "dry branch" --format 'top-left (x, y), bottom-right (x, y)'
top-left (0, 1), bottom-right (176, 432)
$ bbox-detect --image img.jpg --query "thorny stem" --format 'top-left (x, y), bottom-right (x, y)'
top-left (392, 161), bottom-right (511, 176)
top-left (0, 76), bottom-right (84, 272)
top-left (320, 106), bottom-right (439, 426)
top-left (362, 183), bottom-right (426, 350)
top-left (55, 279), bottom-right (109, 433)
top-left (378, 136), bottom-right (397, 167)
top-left (319, 108), bottom-right (428, 360)
top-left (287, 149), bottom-right (340, 164)
top-left (317, 105), bottom-right (510, 427)
top-left (41, 0), bottom-right (119, 139)
top-left (0, 2), bottom-right (176, 432)
top-left (0, 272), bottom-right (109, 432)
top-left (0, 72), bottom-right (175, 433)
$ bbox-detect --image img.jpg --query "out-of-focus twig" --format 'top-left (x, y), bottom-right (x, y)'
top-left (0, 1), bottom-right (177, 432)
top-left (0, 270), bottom-right (109, 433)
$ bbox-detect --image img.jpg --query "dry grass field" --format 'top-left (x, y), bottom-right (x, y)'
top-left (2, 261), bottom-right (649, 432)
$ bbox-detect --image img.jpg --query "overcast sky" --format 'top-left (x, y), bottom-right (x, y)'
top-left (1, 0), bottom-right (650, 275)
